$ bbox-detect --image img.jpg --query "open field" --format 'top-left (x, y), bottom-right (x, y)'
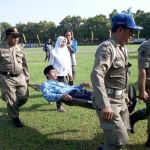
top-left (0, 48), bottom-right (148, 150)
top-left (24, 44), bottom-right (140, 52)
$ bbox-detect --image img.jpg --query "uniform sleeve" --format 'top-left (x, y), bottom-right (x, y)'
top-left (90, 42), bottom-right (114, 109)
top-left (22, 49), bottom-right (30, 80)
top-left (138, 43), bottom-right (150, 69)
top-left (73, 84), bottom-right (83, 90)
top-left (40, 82), bottom-right (63, 102)
top-left (71, 40), bottom-right (77, 54)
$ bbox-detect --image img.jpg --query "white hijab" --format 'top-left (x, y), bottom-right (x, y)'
top-left (51, 36), bottom-right (71, 71)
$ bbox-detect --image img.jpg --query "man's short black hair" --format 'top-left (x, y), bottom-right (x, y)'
top-left (111, 26), bottom-right (127, 33)
top-left (64, 30), bottom-right (73, 36)
top-left (44, 65), bottom-right (55, 75)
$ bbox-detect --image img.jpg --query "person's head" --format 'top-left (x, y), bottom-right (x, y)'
top-left (111, 14), bottom-right (143, 45)
top-left (44, 65), bottom-right (57, 80)
top-left (64, 30), bottom-right (73, 43)
top-left (55, 36), bottom-right (67, 48)
top-left (5, 27), bottom-right (22, 46)
top-left (48, 39), bottom-right (51, 43)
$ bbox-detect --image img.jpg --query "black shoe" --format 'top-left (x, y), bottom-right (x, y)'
top-left (12, 118), bottom-right (24, 127)
top-left (130, 112), bottom-right (139, 134)
top-left (97, 147), bottom-right (103, 150)
top-left (130, 126), bottom-right (135, 134)
top-left (145, 135), bottom-right (150, 148)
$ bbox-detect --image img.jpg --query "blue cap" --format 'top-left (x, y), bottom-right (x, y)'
top-left (111, 14), bottom-right (143, 30)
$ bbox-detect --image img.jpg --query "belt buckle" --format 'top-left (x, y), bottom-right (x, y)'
top-left (107, 89), bottom-right (113, 95)
top-left (7, 72), bottom-right (10, 76)
top-left (115, 90), bottom-right (122, 96)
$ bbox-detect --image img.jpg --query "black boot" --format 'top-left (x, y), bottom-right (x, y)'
top-left (12, 117), bottom-right (24, 127)
top-left (130, 112), bottom-right (139, 134)
top-left (145, 134), bottom-right (150, 148)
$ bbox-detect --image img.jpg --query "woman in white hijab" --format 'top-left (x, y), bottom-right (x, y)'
top-left (49, 36), bottom-right (73, 112)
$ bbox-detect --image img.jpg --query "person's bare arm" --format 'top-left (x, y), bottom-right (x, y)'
top-left (62, 94), bottom-right (72, 101)
top-left (138, 68), bottom-right (149, 100)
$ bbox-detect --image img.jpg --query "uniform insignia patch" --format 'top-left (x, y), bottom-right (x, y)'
top-left (140, 48), bottom-right (148, 57)
top-left (100, 50), bottom-right (110, 62)
top-left (14, 28), bottom-right (18, 32)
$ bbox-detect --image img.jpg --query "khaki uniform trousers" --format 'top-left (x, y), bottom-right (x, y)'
top-left (92, 94), bottom-right (130, 150)
top-left (134, 100), bottom-right (150, 134)
top-left (0, 73), bottom-right (28, 118)
top-left (145, 101), bottom-right (150, 134)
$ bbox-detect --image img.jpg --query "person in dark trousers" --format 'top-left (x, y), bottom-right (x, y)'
top-left (43, 39), bottom-right (55, 61)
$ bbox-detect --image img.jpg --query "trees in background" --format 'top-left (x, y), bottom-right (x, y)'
top-left (0, 8), bottom-right (150, 44)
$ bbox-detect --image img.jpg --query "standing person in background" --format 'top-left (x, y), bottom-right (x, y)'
top-left (0, 27), bottom-right (30, 127)
top-left (49, 36), bottom-right (73, 112)
top-left (64, 30), bottom-right (77, 85)
top-left (43, 38), bottom-right (55, 61)
top-left (90, 14), bottom-right (143, 150)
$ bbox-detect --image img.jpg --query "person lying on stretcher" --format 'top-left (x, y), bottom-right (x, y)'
top-left (40, 65), bottom-right (134, 108)
top-left (40, 65), bottom-right (93, 102)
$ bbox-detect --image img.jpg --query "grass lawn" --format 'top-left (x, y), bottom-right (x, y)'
top-left (0, 48), bottom-right (147, 150)
top-left (25, 44), bottom-right (140, 51)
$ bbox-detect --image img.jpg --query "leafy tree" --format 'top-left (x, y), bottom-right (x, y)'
top-left (121, 7), bottom-right (133, 15)
top-left (0, 22), bottom-right (11, 41)
top-left (109, 9), bottom-right (118, 20)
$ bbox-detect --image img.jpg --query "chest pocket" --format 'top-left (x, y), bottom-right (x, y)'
top-left (110, 58), bottom-right (125, 77)
top-left (0, 49), bottom-right (11, 64)
top-left (16, 52), bottom-right (23, 63)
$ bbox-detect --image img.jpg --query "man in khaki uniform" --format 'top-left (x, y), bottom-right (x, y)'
top-left (130, 39), bottom-right (150, 148)
top-left (0, 27), bottom-right (29, 127)
top-left (90, 14), bottom-right (143, 150)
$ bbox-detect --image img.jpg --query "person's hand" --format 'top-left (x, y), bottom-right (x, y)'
top-left (67, 45), bottom-right (73, 52)
top-left (100, 107), bottom-right (113, 122)
top-left (138, 91), bottom-right (149, 100)
top-left (26, 80), bottom-right (29, 84)
top-left (125, 97), bottom-right (130, 105)
top-left (81, 82), bottom-right (93, 88)
top-left (62, 94), bottom-right (72, 101)
top-left (69, 76), bottom-right (73, 81)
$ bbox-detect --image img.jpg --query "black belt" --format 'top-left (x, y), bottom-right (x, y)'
top-left (0, 71), bottom-right (21, 77)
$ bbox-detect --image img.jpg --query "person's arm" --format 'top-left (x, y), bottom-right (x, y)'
top-left (90, 41), bottom-right (114, 121)
top-left (22, 47), bottom-right (30, 83)
top-left (138, 68), bottom-right (148, 100)
top-left (68, 40), bottom-right (77, 54)
top-left (138, 43), bottom-right (150, 100)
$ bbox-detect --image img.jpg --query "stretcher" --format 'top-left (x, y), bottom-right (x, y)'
top-left (28, 84), bottom-right (138, 112)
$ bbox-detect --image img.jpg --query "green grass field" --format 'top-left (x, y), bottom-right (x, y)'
top-left (0, 46), bottom-right (148, 150)
top-left (25, 44), bottom-right (140, 51)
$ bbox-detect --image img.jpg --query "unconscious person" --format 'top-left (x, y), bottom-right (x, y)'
top-left (40, 65), bottom-right (93, 103)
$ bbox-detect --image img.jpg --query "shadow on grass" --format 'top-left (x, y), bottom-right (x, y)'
top-left (129, 55), bottom-right (138, 60)
top-left (0, 114), bottom-right (103, 150)
top-left (0, 117), bottom-right (146, 150)
top-left (29, 94), bottom-right (43, 99)
top-left (27, 61), bottom-right (45, 63)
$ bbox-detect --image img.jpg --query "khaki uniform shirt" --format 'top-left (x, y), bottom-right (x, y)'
top-left (138, 39), bottom-right (150, 92)
top-left (0, 42), bottom-right (29, 80)
top-left (91, 37), bottom-right (128, 109)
